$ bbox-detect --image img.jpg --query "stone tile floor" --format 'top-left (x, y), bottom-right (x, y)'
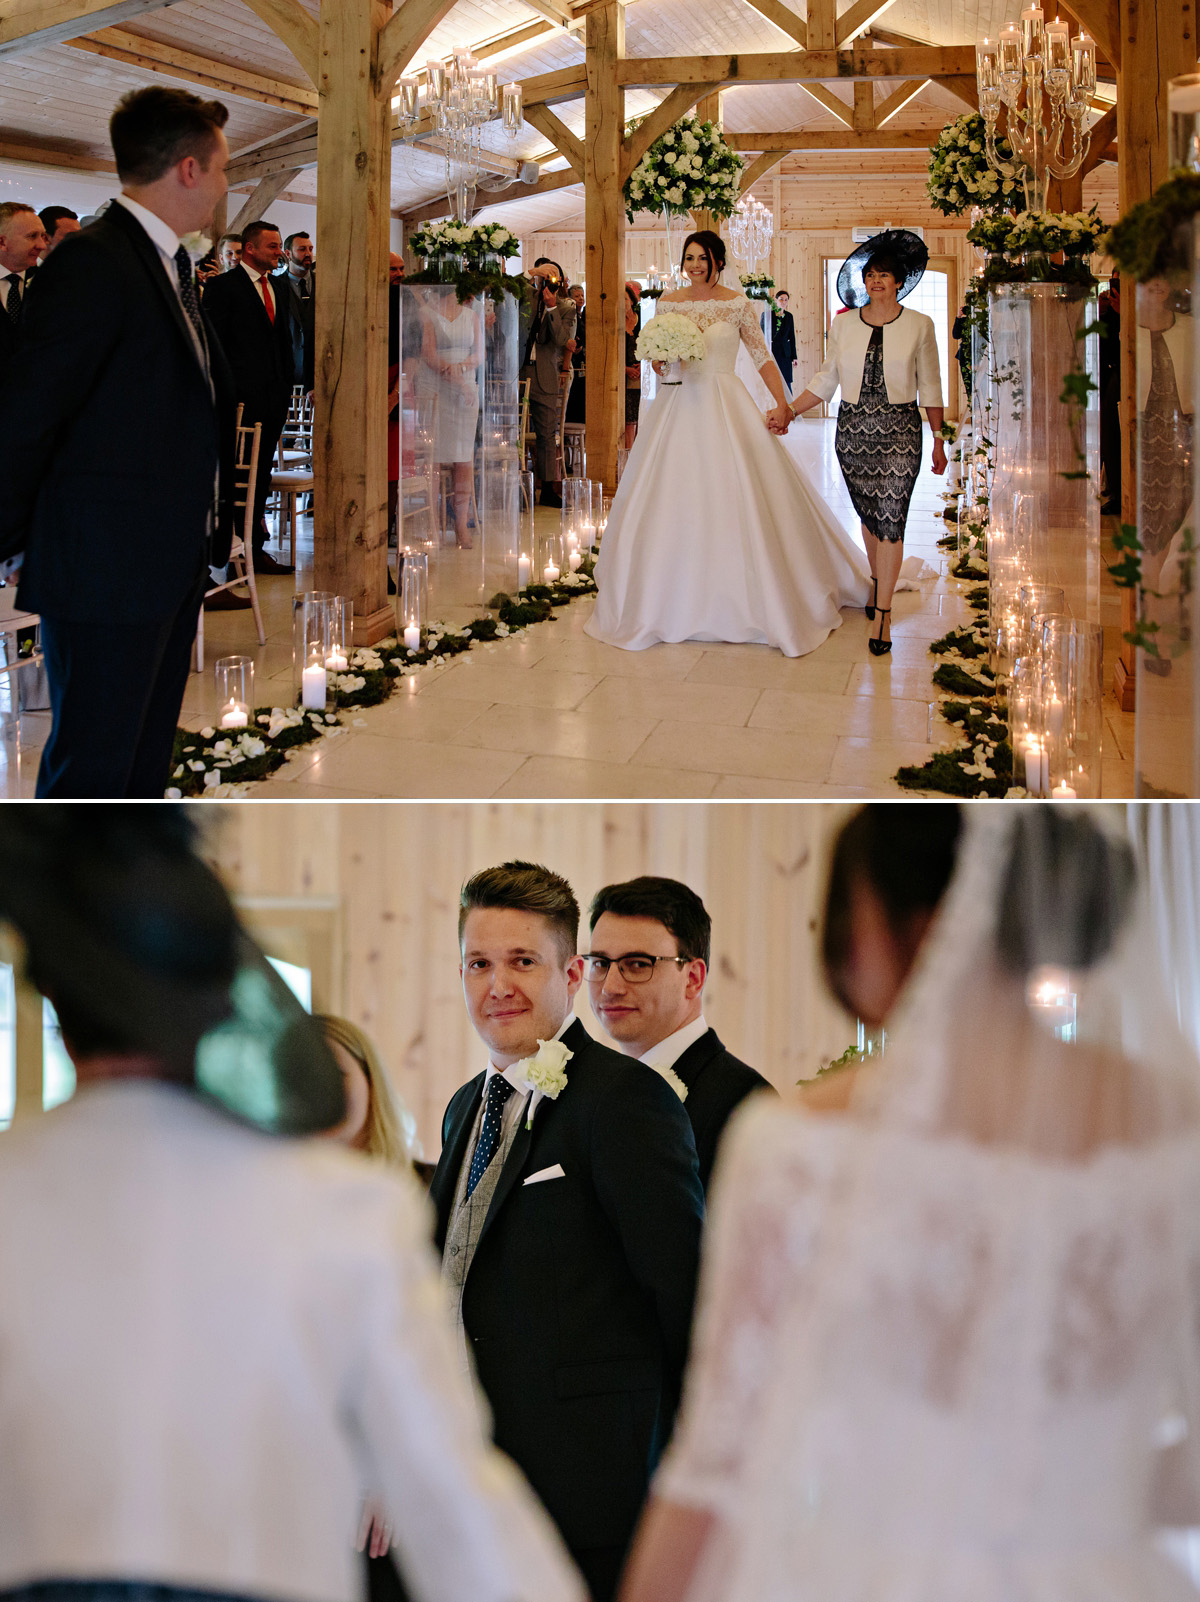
top-left (3, 419), bottom-right (1136, 799)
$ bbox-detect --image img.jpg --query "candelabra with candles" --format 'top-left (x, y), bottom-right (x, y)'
top-left (975, 5), bottom-right (1097, 213)
top-left (394, 55), bottom-right (524, 222)
top-left (728, 196), bottom-right (774, 272)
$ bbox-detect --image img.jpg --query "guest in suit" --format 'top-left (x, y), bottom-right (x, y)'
top-left (587, 876), bottom-right (775, 1191)
top-left (771, 289), bottom-right (797, 397)
top-left (0, 808), bottom-right (583, 1602)
top-left (519, 258), bottom-right (575, 506)
top-left (430, 861), bottom-right (705, 1602)
top-left (278, 228), bottom-right (315, 391)
top-left (201, 217), bottom-right (295, 574)
top-left (0, 203), bottom-right (48, 382)
top-left (0, 88), bottom-right (236, 798)
top-left (218, 230), bottom-right (242, 269)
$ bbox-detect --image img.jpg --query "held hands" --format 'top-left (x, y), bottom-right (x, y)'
top-left (356, 1500), bottom-right (393, 1560)
top-left (766, 403), bottom-right (792, 435)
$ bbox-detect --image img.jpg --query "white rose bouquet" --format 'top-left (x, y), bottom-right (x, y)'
top-left (635, 312), bottom-right (706, 365)
top-left (623, 115), bottom-right (744, 222)
top-left (927, 113), bottom-right (1017, 217)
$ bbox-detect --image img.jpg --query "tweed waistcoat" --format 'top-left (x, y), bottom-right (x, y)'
top-left (442, 1089), bottom-right (529, 1350)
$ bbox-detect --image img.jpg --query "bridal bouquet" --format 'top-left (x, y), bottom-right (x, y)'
top-left (635, 313), bottom-right (707, 365)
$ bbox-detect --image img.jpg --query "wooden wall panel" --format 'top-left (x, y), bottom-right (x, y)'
top-left (207, 803), bottom-right (857, 1157)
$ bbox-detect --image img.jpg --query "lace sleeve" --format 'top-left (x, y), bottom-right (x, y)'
top-left (737, 298), bottom-right (772, 368)
top-left (655, 1099), bottom-right (844, 1516)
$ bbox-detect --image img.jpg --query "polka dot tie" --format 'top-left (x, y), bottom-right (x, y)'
top-left (466, 1074), bottom-right (516, 1199)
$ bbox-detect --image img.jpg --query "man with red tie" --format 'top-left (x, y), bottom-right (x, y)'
top-left (201, 217), bottom-right (295, 574)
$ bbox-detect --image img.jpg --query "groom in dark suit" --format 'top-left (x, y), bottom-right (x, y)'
top-left (431, 862), bottom-right (704, 1602)
top-left (588, 877), bottom-right (775, 1191)
top-left (0, 87), bottom-right (235, 797)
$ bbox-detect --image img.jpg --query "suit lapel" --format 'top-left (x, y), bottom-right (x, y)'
top-left (105, 202), bottom-right (204, 375)
top-left (669, 1028), bottom-right (720, 1094)
top-left (431, 1075), bottom-right (485, 1248)
top-left (475, 1017), bottom-right (589, 1253)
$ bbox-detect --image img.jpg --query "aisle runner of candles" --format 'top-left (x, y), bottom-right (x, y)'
top-left (895, 436), bottom-right (1102, 798)
top-left (167, 563), bottom-right (596, 798)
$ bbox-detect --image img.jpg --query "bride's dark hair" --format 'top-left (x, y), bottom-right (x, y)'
top-left (681, 230), bottom-right (726, 280)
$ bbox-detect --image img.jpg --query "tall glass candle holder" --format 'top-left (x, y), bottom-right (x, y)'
top-left (293, 591), bottom-right (333, 711)
top-left (1016, 580), bottom-right (1066, 662)
top-left (1042, 615), bottom-right (1103, 796)
top-left (540, 530), bottom-right (564, 584)
top-left (517, 470), bottom-right (535, 588)
top-left (326, 596), bottom-right (352, 673)
top-left (215, 655), bottom-right (255, 729)
top-left (399, 549), bottom-right (429, 652)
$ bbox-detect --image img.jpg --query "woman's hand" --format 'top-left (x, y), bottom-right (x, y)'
top-left (356, 1500), bottom-right (392, 1560)
top-left (766, 403), bottom-right (792, 435)
top-left (651, 360), bottom-right (664, 376)
top-left (931, 437), bottom-right (948, 476)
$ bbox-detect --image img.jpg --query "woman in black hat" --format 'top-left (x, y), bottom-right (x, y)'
top-left (785, 231), bottom-right (946, 656)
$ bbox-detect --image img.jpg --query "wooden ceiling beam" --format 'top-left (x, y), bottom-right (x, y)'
top-left (227, 168), bottom-right (299, 231)
top-left (1054, 0), bottom-right (1120, 70)
top-left (617, 45), bottom-right (975, 85)
top-left (0, 135), bottom-right (115, 171)
top-left (235, 0), bottom-right (317, 82)
top-left (737, 147), bottom-right (788, 189)
top-left (395, 163), bottom-right (578, 221)
top-left (740, 0), bottom-right (806, 47)
top-left (874, 75), bottom-right (927, 124)
top-left (799, 82), bottom-right (855, 125)
top-left (376, 0), bottom-right (460, 91)
top-left (65, 26), bottom-right (318, 113)
top-left (834, 0), bottom-right (894, 46)
top-left (620, 80), bottom-right (721, 182)
top-left (523, 102), bottom-right (585, 175)
top-left (852, 78), bottom-right (874, 132)
top-left (0, 0), bottom-right (181, 54)
top-left (519, 62), bottom-right (588, 105)
top-left (939, 73), bottom-right (979, 112)
top-left (1079, 102), bottom-right (1118, 174)
top-left (726, 127), bottom-right (936, 149)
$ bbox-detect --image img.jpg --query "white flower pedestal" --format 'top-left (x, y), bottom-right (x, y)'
top-left (987, 281), bottom-right (1101, 644)
top-left (398, 285), bottom-right (520, 614)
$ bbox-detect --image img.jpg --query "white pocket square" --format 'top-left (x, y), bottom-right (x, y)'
top-left (523, 1163), bottom-right (565, 1185)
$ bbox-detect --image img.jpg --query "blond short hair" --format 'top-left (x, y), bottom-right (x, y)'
top-left (0, 203), bottom-right (36, 234)
top-left (317, 1014), bottom-right (417, 1169)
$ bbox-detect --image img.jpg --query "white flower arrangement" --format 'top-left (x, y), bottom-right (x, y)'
top-left (650, 1063), bottom-right (688, 1102)
top-left (179, 230), bottom-right (211, 261)
top-left (514, 1037), bottom-right (574, 1128)
top-left (927, 114), bottom-right (1017, 217)
top-left (408, 219), bottom-right (520, 265)
top-left (635, 312), bottom-right (707, 365)
top-left (623, 115), bottom-right (744, 222)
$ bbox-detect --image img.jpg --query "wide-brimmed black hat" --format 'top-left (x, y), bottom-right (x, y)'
top-left (837, 229), bottom-right (929, 308)
top-left (0, 808), bottom-right (344, 1135)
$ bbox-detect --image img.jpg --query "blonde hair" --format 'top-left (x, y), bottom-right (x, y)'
top-left (317, 1014), bottom-right (417, 1169)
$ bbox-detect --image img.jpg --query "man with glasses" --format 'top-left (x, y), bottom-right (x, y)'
top-left (587, 877), bottom-right (775, 1191)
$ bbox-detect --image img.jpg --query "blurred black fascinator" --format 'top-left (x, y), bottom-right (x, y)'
top-left (837, 228), bottom-right (929, 309)
top-left (0, 807), bottom-right (344, 1135)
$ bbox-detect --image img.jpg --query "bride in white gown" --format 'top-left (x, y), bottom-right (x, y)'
top-left (621, 805), bottom-right (1200, 1602)
top-left (586, 233), bottom-right (871, 658)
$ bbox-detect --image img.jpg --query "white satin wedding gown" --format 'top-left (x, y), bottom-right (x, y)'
top-left (586, 296), bottom-right (871, 657)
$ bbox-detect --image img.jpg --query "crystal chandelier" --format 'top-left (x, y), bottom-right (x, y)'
top-left (394, 53), bottom-right (524, 222)
top-left (727, 196), bottom-right (773, 272)
top-left (975, 4), bottom-right (1097, 212)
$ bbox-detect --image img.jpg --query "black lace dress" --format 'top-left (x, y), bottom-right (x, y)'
top-left (834, 315), bottom-right (923, 544)
top-left (1140, 327), bottom-right (1192, 557)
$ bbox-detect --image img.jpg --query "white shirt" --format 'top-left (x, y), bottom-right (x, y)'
top-left (241, 258), bottom-right (276, 316)
top-left (0, 1080), bottom-right (582, 1602)
top-left (642, 1013), bottom-right (709, 1077)
top-left (480, 1012), bottom-right (574, 1146)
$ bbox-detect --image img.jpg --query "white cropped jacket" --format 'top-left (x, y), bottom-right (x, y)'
top-left (805, 307), bottom-right (944, 408)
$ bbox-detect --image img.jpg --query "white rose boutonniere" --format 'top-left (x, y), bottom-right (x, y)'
top-left (516, 1037), bottom-right (573, 1129)
top-left (651, 1063), bottom-right (688, 1103)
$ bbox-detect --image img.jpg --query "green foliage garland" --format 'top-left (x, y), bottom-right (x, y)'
top-left (1102, 171), bottom-right (1200, 283)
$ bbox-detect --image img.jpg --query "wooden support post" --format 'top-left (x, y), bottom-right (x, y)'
top-left (808, 0), bottom-right (836, 50)
top-left (691, 88), bottom-right (722, 233)
top-left (852, 79), bottom-right (874, 133)
top-left (210, 191), bottom-right (228, 246)
top-left (584, 0), bottom-right (625, 492)
top-left (312, 0), bottom-right (392, 643)
top-left (1112, 0), bottom-right (1195, 710)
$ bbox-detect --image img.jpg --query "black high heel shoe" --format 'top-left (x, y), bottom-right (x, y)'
top-left (865, 575), bottom-right (878, 621)
top-left (868, 608), bottom-right (892, 657)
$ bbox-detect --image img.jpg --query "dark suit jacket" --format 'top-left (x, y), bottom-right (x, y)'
top-left (772, 307), bottom-right (797, 373)
top-left (0, 204), bottom-right (236, 620)
top-left (670, 1027), bottom-right (776, 1191)
top-left (429, 1016), bottom-right (704, 1563)
top-left (201, 260), bottom-right (295, 426)
top-left (276, 265), bottom-right (314, 389)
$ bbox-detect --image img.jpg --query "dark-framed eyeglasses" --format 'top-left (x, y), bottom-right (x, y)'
top-left (582, 953), bottom-right (691, 984)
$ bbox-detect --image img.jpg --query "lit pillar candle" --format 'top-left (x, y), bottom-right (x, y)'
top-left (543, 561), bottom-right (560, 582)
top-left (1023, 738), bottom-right (1046, 796)
top-left (1052, 780), bottom-right (1077, 799)
top-left (220, 700), bottom-right (248, 729)
top-left (1020, 0), bottom-right (1045, 57)
top-left (568, 551), bottom-right (582, 572)
top-left (518, 554), bottom-right (532, 586)
top-left (998, 24), bottom-right (1022, 76)
top-left (302, 660), bottom-right (327, 709)
top-left (403, 624), bottom-right (421, 651)
top-left (1045, 693), bottom-right (1064, 740)
top-left (976, 37), bottom-right (998, 89)
top-left (1045, 17), bottom-right (1070, 72)
top-left (1071, 30), bottom-right (1096, 94)
top-left (326, 650), bottom-right (349, 672)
